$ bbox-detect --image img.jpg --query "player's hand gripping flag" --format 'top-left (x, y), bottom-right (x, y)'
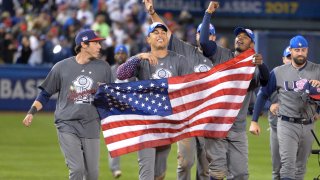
top-left (94, 49), bottom-right (256, 157)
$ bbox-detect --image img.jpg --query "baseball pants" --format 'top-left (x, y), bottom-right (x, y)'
top-left (205, 130), bottom-right (248, 180)
top-left (108, 153), bottom-right (120, 173)
top-left (268, 113), bottom-right (281, 180)
top-left (177, 137), bottom-right (209, 180)
top-left (277, 119), bottom-right (314, 180)
top-left (138, 145), bottom-right (171, 180)
top-left (58, 132), bottom-right (100, 180)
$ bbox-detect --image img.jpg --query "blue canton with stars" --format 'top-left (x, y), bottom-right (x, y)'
top-left (94, 78), bottom-right (173, 118)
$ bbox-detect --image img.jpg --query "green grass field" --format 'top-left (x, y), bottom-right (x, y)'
top-left (0, 112), bottom-right (319, 180)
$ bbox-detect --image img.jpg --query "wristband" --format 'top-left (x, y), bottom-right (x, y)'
top-left (28, 106), bottom-right (38, 115)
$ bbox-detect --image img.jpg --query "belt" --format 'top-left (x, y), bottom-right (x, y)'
top-left (281, 116), bottom-right (313, 125)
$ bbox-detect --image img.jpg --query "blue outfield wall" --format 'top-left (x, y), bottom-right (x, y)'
top-left (0, 65), bottom-right (56, 111)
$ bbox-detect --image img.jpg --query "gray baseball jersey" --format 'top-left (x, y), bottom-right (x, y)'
top-left (134, 50), bottom-right (193, 80)
top-left (273, 61), bottom-right (319, 179)
top-left (40, 57), bottom-right (112, 138)
top-left (209, 46), bottom-right (260, 132)
top-left (274, 62), bottom-right (320, 119)
top-left (169, 36), bottom-right (221, 72)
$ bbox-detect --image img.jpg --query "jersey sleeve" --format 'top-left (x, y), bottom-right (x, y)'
top-left (258, 63), bottom-right (270, 86)
top-left (199, 12), bottom-right (217, 58)
top-left (252, 88), bottom-right (269, 122)
top-left (116, 56), bottom-right (141, 80)
top-left (39, 63), bottom-right (61, 95)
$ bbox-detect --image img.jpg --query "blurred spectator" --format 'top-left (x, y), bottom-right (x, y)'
top-left (11, 8), bottom-right (25, 26)
top-left (56, 3), bottom-right (70, 26)
top-left (77, 0), bottom-right (94, 26)
top-left (55, 0), bottom-right (80, 9)
top-left (104, 30), bottom-right (116, 65)
top-left (178, 10), bottom-right (196, 45)
top-left (31, 10), bottom-right (51, 33)
top-left (92, 14), bottom-right (110, 38)
top-left (2, 32), bottom-right (17, 64)
top-left (0, 23), bottom-right (6, 63)
top-left (0, 1), bottom-right (15, 16)
top-left (0, 0), bottom-right (191, 67)
top-left (41, 34), bottom-right (55, 65)
top-left (52, 35), bottom-right (73, 63)
top-left (1, 11), bottom-right (12, 28)
top-left (112, 21), bottom-right (127, 45)
top-left (28, 30), bottom-right (43, 66)
top-left (106, 0), bottom-right (124, 23)
top-left (16, 35), bottom-right (32, 64)
top-left (96, 0), bottom-right (112, 26)
top-left (163, 12), bottom-right (178, 33)
top-left (63, 10), bottom-right (80, 31)
top-left (217, 36), bottom-right (230, 49)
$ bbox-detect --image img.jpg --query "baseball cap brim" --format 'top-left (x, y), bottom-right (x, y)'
top-left (88, 37), bottom-right (105, 42)
top-left (310, 94), bottom-right (320, 101)
top-left (148, 23), bottom-right (168, 35)
top-left (234, 27), bottom-right (255, 43)
top-left (283, 46), bottom-right (291, 57)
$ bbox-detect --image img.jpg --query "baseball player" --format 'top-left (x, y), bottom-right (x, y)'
top-left (199, 2), bottom-right (270, 180)
top-left (249, 35), bottom-right (320, 180)
top-left (107, 44), bottom-right (135, 179)
top-left (116, 22), bottom-right (192, 180)
top-left (249, 46), bottom-right (292, 180)
top-left (143, 0), bottom-right (223, 179)
top-left (22, 29), bottom-right (113, 180)
top-left (111, 44), bottom-right (137, 83)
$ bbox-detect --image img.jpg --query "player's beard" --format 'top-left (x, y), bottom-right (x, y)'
top-left (117, 58), bottom-right (125, 65)
top-left (293, 55), bottom-right (307, 66)
top-left (235, 46), bottom-right (245, 53)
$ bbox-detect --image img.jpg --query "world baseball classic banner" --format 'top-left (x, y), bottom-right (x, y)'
top-left (0, 65), bottom-right (56, 111)
top-left (153, 0), bottom-right (320, 19)
top-left (95, 49), bottom-right (256, 157)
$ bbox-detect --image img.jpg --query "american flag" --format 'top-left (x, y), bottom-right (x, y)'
top-left (95, 49), bottom-right (256, 157)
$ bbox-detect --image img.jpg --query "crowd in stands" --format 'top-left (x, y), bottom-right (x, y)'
top-left (0, 0), bottom-right (202, 66)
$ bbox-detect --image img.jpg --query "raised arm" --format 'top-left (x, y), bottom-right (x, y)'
top-left (199, 1), bottom-right (219, 57)
top-left (143, 0), bottom-right (172, 39)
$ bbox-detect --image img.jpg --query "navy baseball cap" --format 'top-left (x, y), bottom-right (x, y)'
top-left (75, 29), bottom-right (105, 46)
top-left (234, 27), bottom-right (255, 43)
top-left (197, 23), bottom-right (216, 35)
top-left (303, 81), bottom-right (320, 101)
top-left (289, 35), bottom-right (308, 48)
top-left (283, 46), bottom-right (291, 57)
top-left (114, 45), bottom-right (128, 54)
top-left (147, 22), bottom-right (168, 36)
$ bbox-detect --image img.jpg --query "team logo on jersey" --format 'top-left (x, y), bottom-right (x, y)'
top-left (194, 64), bottom-right (211, 72)
top-left (152, 68), bottom-right (172, 79)
top-left (68, 75), bottom-right (95, 104)
top-left (284, 79), bottom-right (308, 92)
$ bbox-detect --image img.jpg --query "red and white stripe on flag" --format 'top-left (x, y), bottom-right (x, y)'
top-left (100, 49), bottom-right (256, 157)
